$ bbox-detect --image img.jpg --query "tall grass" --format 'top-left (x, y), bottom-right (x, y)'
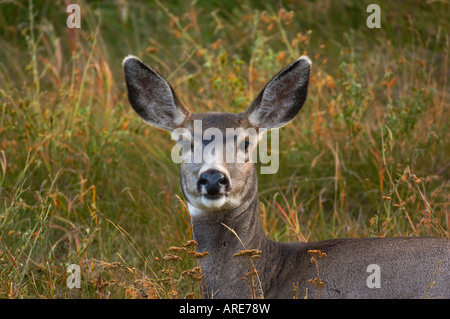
top-left (0, 0), bottom-right (448, 298)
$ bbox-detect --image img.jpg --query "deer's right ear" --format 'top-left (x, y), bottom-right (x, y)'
top-left (123, 56), bottom-right (190, 131)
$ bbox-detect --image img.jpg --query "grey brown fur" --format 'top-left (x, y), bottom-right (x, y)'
top-left (123, 55), bottom-right (449, 299)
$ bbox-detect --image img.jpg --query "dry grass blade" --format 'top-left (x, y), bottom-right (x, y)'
top-left (222, 223), bottom-right (264, 299)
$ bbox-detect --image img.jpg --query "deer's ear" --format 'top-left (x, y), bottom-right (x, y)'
top-left (123, 56), bottom-right (190, 131)
top-left (245, 56), bottom-right (311, 129)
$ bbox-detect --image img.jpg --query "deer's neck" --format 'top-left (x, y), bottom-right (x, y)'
top-left (190, 191), bottom-right (265, 252)
top-left (188, 186), bottom-right (281, 298)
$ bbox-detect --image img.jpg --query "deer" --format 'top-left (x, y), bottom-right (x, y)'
top-left (123, 55), bottom-right (449, 299)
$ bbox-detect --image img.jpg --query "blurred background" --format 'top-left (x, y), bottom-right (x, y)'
top-left (0, 0), bottom-right (448, 298)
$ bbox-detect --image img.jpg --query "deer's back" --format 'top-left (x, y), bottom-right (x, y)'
top-left (267, 237), bottom-right (449, 299)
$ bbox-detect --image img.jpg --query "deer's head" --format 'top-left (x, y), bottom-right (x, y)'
top-left (123, 56), bottom-right (311, 215)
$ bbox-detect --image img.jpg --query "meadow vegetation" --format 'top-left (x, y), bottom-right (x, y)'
top-left (0, 0), bottom-right (448, 298)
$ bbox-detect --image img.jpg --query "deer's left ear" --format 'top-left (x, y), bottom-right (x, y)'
top-left (244, 56), bottom-right (311, 129)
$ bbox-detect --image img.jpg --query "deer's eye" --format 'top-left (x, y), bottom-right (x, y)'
top-left (244, 138), bottom-right (250, 152)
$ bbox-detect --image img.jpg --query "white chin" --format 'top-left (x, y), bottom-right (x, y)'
top-left (201, 195), bottom-right (226, 210)
top-left (186, 195), bottom-right (242, 217)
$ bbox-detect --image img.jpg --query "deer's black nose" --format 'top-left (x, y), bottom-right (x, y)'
top-left (197, 169), bottom-right (230, 196)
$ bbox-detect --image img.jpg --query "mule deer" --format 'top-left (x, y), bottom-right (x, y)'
top-left (123, 55), bottom-right (449, 299)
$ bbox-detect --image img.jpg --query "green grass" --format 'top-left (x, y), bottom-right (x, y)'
top-left (0, 0), bottom-right (448, 298)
